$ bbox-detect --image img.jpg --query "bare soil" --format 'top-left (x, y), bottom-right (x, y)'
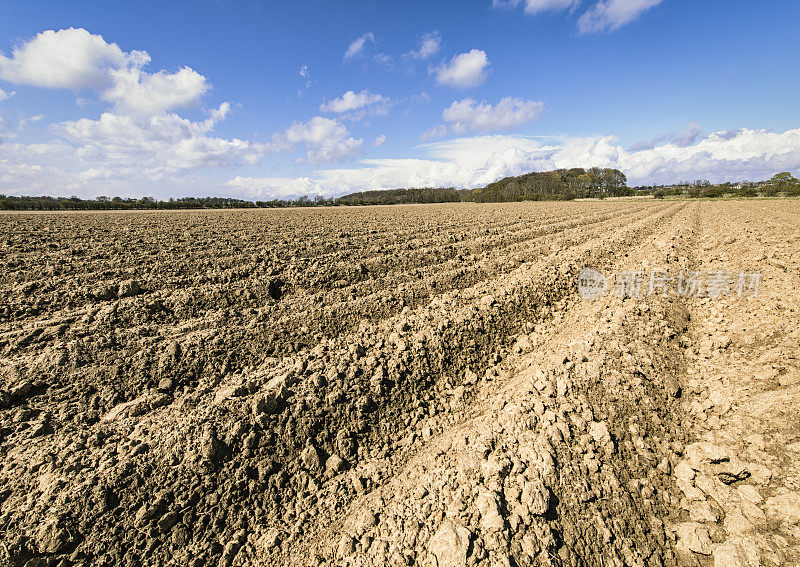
top-left (0, 200), bottom-right (797, 567)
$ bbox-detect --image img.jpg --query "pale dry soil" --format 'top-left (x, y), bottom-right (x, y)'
top-left (0, 200), bottom-right (797, 567)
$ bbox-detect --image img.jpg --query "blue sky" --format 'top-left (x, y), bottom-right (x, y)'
top-left (1, 0), bottom-right (799, 199)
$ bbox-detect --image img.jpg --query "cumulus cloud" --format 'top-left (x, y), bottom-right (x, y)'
top-left (344, 32), bottom-right (376, 60)
top-left (431, 49), bottom-right (491, 88)
top-left (405, 32), bottom-right (441, 60)
top-left (273, 116), bottom-right (364, 164)
top-left (0, 88), bottom-right (14, 102)
top-left (226, 127), bottom-right (800, 199)
top-left (426, 97), bottom-right (545, 137)
top-left (319, 90), bottom-right (391, 118)
top-left (0, 28), bottom-right (210, 117)
top-left (102, 66), bottom-right (209, 116)
top-left (0, 105), bottom-right (268, 197)
top-left (578, 0), bottom-right (664, 33)
top-left (374, 134), bottom-right (386, 147)
top-left (36, 102), bottom-right (265, 178)
top-left (0, 29), bottom-right (367, 196)
top-left (0, 29), bottom-right (272, 195)
top-left (0, 28), bottom-right (145, 90)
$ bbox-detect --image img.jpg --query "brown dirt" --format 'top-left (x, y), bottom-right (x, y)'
top-left (0, 200), bottom-right (797, 567)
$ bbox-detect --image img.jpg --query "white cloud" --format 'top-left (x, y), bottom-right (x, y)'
top-left (405, 32), bottom-right (441, 60)
top-left (0, 28), bottom-right (273, 196)
top-left (0, 108), bottom-right (268, 196)
top-left (420, 125), bottom-right (448, 141)
top-left (102, 66), bottom-right (209, 116)
top-left (410, 92), bottom-right (432, 104)
top-left (0, 26), bottom-right (367, 197)
top-left (435, 97), bottom-right (545, 136)
top-left (344, 32), bottom-right (376, 60)
top-left (629, 122), bottom-right (704, 151)
top-left (53, 102), bottom-right (265, 172)
top-left (493, 0), bottom-right (579, 14)
top-left (0, 88), bottom-right (14, 102)
top-left (319, 90), bottom-right (391, 117)
top-left (578, 0), bottom-right (664, 33)
top-left (227, 176), bottom-right (326, 199)
top-left (374, 134), bottom-right (386, 147)
top-left (297, 65), bottom-right (313, 97)
top-left (373, 53), bottom-right (393, 66)
top-left (497, 0), bottom-right (661, 32)
top-left (431, 49), bottom-right (491, 88)
top-left (0, 28), bottom-right (210, 118)
top-left (226, 127), bottom-right (800, 199)
top-left (274, 116), bottom-right (364, 164)
top-left (0, 28), bottom-right (146, 90)
top-left (18, 113), bottom-right (46, 131)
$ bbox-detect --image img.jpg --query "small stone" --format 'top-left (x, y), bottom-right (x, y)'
top-left (428, 520), bottom-right (471, 567)
top-left (674, 460), bottom-right (695, 481)
top-left (201, 427), bottom-right (224, 463)
top-left (737, 485), bottom-right (762, 504)
top-left (10, 380), bottom-right (33, 400)
top-left (476, 490), bottom-right (505, 532)
top-left (689, 500), bottom-right (718, 523)
top-left (219, 538), bottom-right (241, 567)
top-left (93, 283), bottom-right (116, 301)
top-left (171, 524), bottom-right (190, 547)
top-left (675, 522), bottom-right (713, 555)
top-left (522, 478), bottom-right (550, 516)
top-left (325, 454), bottom-right (347, 476)
top-left (36, 517), bottom-right (71, 554)
top-left (354, 508), bottom-right (377, 533)
top-left (724, 509), bottom-right (755, 535)
top-left (117, 279), bottom-right (142, 298)
top-left (589, 421), bottom-right (614, 453)
top-left (336, 535), bottom-right (355, 559)
top-left (158, 511), bottom-right (179, 533)
top-left (463, 369), bottom-right (478, 385)
top-left (259, 528), bottom-right (281, 551)
top-left (301, 445), bottom-right (323, 472)
top-left (252, 377), bottom-right (286, 415)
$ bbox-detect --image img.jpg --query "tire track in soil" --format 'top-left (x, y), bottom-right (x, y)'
top-left (668, 200), bottom-right (800, 567)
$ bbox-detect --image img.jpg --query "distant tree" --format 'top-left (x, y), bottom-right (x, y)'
top-left (766, 172), bottom-right (798, 196)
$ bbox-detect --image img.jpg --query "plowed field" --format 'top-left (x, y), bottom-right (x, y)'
top-left (1, 200), bottom-right (798, 567)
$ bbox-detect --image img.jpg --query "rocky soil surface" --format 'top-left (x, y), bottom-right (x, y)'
top-left (0, 200), bottom-right (797, 567)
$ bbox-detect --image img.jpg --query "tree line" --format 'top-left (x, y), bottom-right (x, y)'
top-left (472, 168), bottom-right (629, 202)
top-left (2, 169), bottom-right (797, 211)
top-left (641, 172), bottom-right (800, 199)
